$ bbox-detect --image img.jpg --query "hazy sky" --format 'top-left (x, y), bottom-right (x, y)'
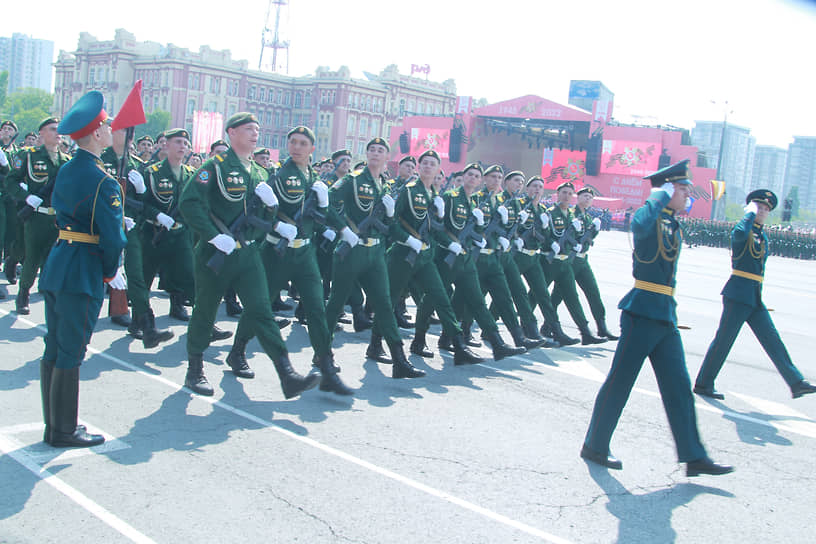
top-left (6, 0), bottom-right (816, 147)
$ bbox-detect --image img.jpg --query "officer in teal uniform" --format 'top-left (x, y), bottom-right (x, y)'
top-left (7, 117), bottom-right (72, 314)
top-left (581, 160), bottom-right (734, 476)
top-left (694, 190), bottom-right (816, 400)
top-left (39, 91), bottom-right (128, 448)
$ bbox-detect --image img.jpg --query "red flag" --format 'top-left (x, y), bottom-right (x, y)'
top-left (111, 80), bottom-right (146, 130)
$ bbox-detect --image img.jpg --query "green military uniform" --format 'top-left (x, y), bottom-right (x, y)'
top-left (583, 161), bottom-right (728, 474)
top-left (695, 190), bottom-right (815, 399)
top-left (0, 135), bottom-right (19, 270)
top-left (7, 138), bottom-right (71, 312)
top-left (139, 157), bottom-right (196, 311)
top-left (550, 201), bottom-right (617, 339)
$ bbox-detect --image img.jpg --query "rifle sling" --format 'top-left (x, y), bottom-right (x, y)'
top-left (209, 212), bottom-right (235, 237)
top-left (399, 216), bottom-right (423, 240)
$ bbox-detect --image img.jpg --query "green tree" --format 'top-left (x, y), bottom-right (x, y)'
top-left (2, 87), bottom-right (54, 137)
top-left (135, 110), bottom-right (171, 141)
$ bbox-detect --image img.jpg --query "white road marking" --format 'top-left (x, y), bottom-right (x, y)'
top-left (0, 421), bottom-right (131, 464)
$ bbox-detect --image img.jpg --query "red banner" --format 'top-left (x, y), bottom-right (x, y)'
top-left (410, 127), bottom-right (450, 159)
top-left (600, 140), bottom-right (660, 177)
top-left (540, 148), bottom-right (586, 189)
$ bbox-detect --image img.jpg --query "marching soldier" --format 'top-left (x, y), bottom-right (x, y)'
top-left (541, 182), bottom-right (606, 345)
top-left (393, 155), bottom-right (416, 189)
top-left (7, 117), bottom-right (72, 315)
top-left (551, 186), bottom-right (619, 340)
top-left (39, 91), bottom-right (128, 447)
top-left (323, 138), bottom-right (427, 379)
top-left (135, 135), bottom-right (154, 162)
top-left (229, 126), bottom-right (352, 396)
top-left (178, 113), bottom-right (319, 398)
top-left (0, 120), bottom-right (19, 299)
top-left (581, 160), bottom-right (733, 476)
top-left (411, 162), bottom-right (526, 361)
top-left (694, 189), bottom-right (816, 400)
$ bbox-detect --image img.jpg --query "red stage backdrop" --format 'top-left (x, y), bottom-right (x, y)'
top-left (541, 148), bottom-right (586, 189)
top-left (600, 140), bottom-right (660, 177)
top-left (410, 127), bottom-right (450, 159)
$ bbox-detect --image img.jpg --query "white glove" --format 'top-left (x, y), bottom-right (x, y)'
top-left (0, 148), bottom-right (7, 167)
top-left (514, 238), bottom-right (524, 251)
top-left (124, 217), bottom-right (136, 231)
top-left (551, 241), bottom-right (560, 254)
top-left (254, 181), bottom-right (278, 207)
top-left (25, 194), bottom-right (43, 208)
top-left (274, 221), bottom-right (297, 242)
top-left (433, 195), bottom-right (445, 218)
top-left (322, 228), bottom-right (336, 242)
top-left (574, 244), bottom-right (582, 252)
top-left (447, 241), bottom-right (463, 255)
top-left (19, 182), bottom-right (28, 192)
top-left (311, 180), bottom-right (329, 207)
top-left (128, 170), bottom-right (146, 194)
top-left (572, 218), bottom-right (583, 232)
top-left (539, 213), bottom-right (550, 228)
top-left (474, 237), bottom-right (487, 249)
top-left (209, 233), bottom-right (237, 255)
top-left (106, 268), bottom-right (127, 290)
top-left (744, 201), bottom-right (759, 215)
top-left (472, 208), bottom-right (484, 226)
top-left (497, 205), bottom-right (509, 225)
top-left (156, 212), bottom-right (175, 230)
top-left (498, 236), bottom-right (510, 252)
top-left (519, 210), bottom-right (530, 224)
top-left (340, 226), bottom-right (359, 248)
top-left (660, 182), bottom-right (675, 198)
top-left (406, 235), bottom-right (423, 253)
top-left (592, 217), bottom-right (602, 231)
top-left (382, 194), bottom-right (395, 217)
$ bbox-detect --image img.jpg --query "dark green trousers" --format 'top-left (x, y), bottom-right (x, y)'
top-left (325, 242), bottom-right (401, 344)
top-left (124, 228), bottom-right (151, 318)
top-left (495, 250), bottom-right (537, 327)
top-left (551, 256), bottom-right (606, 322)
top-left (541, 256), bottom-right (589, 328)
top-left (415, 250), bottom-right (498, 336)
top-left (382, 244), bottom-right (461, 338)
top-left (140, 224), bottom-right (195, 301)
top-left (20, 212), bottom-right (57, 290)
top-left (463, 251), bottom-right (520, 330)
top-left (237, 240), bottom-right (331, 356)
top-left (514, 251), bottom-right (559, 325)
top-left (187, 242), bottom-right (286, 358)
top-left (42, 290), bottom-right (103, 369)
top-left (317, 238), bottom-right (364, 307)
top-left (584, 311), bottom-right (707, 462)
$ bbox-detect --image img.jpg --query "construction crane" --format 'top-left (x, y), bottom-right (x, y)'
top-left (259, 0), bottom-right (290, 73)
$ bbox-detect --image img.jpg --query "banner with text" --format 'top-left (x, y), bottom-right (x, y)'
top-left (410, 127), bottom-right (450, 159)
top-left (600, 140), bottom-right (659, 177)
top-left (541, 148), bottom-right (586, 189)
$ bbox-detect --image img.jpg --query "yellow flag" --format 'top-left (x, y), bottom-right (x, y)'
top-left (709, 180), bottom-right (726, 201)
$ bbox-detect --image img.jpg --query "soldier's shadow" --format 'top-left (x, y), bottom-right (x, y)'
top-left (696, 398), bottom-right (794, 447)
top-left (0, 357), bottom-right (40, 393)
top-left (586, 463), bottom-right (735, 543)
top-left (0, 311), bottom-right (45, 344)
top-left (0, 448), bottom-right (71, 521)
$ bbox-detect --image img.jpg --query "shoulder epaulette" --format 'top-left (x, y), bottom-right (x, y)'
top-left (406, 181), bottom-right (417, 188)
top-left (150, 163), bottom-right (160, 172)
top-left (448, 189), bottom-right (459, 197)
top-left (183, 164), bottom-right (194, 173)
top-left (215, 152), bottom-right (227, 163)
top-left (496, 194), bottom-right (504, 203)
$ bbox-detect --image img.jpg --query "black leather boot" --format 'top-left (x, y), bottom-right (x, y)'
top-left (276, 317), bottom-right (292, 329)
top-left (550, 322), bottom-right (580, 346)
top-left (111, 313), bottom-right (132, 327)
top-left (338, 311), bottom-right (352, 324)
top-left (40, 360), bottom-right (55, 443)
top-left (271, 294), bottom-right (292, 312)
top-left (48, 367), bottom-right (105, 448)
top-left (315, 353), bottom-right (354, 395)
top-left (141, 310), bottom-right (174, 349)
top-left (169, 293), bottom-right (190, 321)
top-left (509, 325), bottom-right (547, 350)
top-left (185, 353), bottom-right (213, 396)
top-left (452, 333), bottom-right (484, 365)
top-left (389, 341), bottom-right (426, 379)
top-left (4, 256), bottom-right (17, 285)
top-left (461, 320), bottom-right (481, 347)
top-left (224, 288), bottom-right (243, 316)
top-left (0, 284), bottom-right (6, 299)
top-left (483, 330), bottom-right (526, 361)
top-left (272, 353), bottom-right (320, 399)
top-left (394, 309), bottom-right (414, 329)
top-left (351, 304), bottom-right (373, 332)
top-left (523, 321), bottom-right (559, 348)
top-left (127, 315), bottom-right (144, 340)
top-left (226, 336), bottom-right (255, 378)
top-left (366, 332), bottom-right (392, 364)
top-left (437, 332), bottom-right (454, 352)
top-left (409, 331), bottom-right (434, 358)
top-left (294, 301), bottom-right (307, 324)
top-left (211, 325), bottom-right (233, 342)
top-left (16, 287), bottom-right (30, 315)
top-left (596, 319), bottom-right (619, 340)
top-left (579, 323), bottom-right (607, 345)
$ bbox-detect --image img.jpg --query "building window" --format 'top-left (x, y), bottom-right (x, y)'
top-left (269, 89), bottom-right (275, 103)
top-left (295, 92), bottom-right (302, 108)
top-left (282, 111), bottom-right (290, 128)
top-left (357, 140), bottom-right (365, 156)
top-left (266, 110), bottom-right (272, 124)
top-left (359, 117), bottom-right (368, 137)
top-left (274, 110), bottom-right (281, 127)
top-left (365, 96), bottom-right (371, 112)
top-left (259, 88), bottom-right (265, 101)
top-left (346, 138), bottom-right (354, 152)
top-left (88, 67), bottom-right (95, 85)
top-left (193, 73), bottom-right (200, 90)
top-left (209, 101), bottom-right (217, 112)
top-left (248, 86), bottom-right (256, 100)
top-left (304, 92), bottom-right (311, 107)
top-left (272, 135), bottom-right (279, 149)
top-left (187, 99), bottom-right (195, 116)
top-left (347, 116), bottom-right (356, 135)
top-left (284, 91), bottom-right (291, 106)
top-left (371, 119), bottom-right (380, 138)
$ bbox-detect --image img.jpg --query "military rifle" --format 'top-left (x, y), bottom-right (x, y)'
top-left (443, 213), bottom-right (483, 268)
top-left (206, 194), bottom-right (278, 274)
top-left (335, 182), bottom-right (406, 262)
top-left (271, 186), bottom-right (327, 256)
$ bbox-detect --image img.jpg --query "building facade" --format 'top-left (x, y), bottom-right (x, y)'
top-left (751, 145), bottom-right (787, 197)
top-left (53, 29), bottom-right (457, 160)
top-left (0, 33), bottom-right (54, 93)
top-left (784, 136), bottom-right (816, 211)
top-left (691, 120), bottom-right (756, 203)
